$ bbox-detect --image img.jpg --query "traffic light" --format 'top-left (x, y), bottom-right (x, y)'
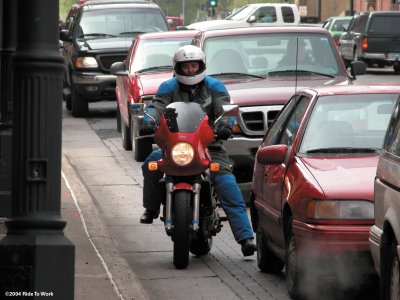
top-left (209, 0), bottom-right (217, 8)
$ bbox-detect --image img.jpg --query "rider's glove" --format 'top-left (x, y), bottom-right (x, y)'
top-left (216, 126), bottom-right (232, 140)
top-left (139, 121), bottom-right (156, 136)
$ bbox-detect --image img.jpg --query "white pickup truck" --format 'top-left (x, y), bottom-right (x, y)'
top-left (186, 3), bottom-right (300, 30)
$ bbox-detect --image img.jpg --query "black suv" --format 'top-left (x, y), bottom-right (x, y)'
top-left (339, 11), bottom-right (400, 73)
top-left (60, 0), bottom-right (169, 117)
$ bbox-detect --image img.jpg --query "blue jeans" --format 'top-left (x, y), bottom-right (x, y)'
top-left (141, 149), bottom-right (254, 243)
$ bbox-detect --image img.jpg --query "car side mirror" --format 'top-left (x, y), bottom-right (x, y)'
top-left (350, 61), bottom-right (367, 80)
top-left (256, 145), bottom-right (288, 165)
top-left (248, 15), bottom-right (256, 23)
top-left (214, 104), bottom-right (239, 125)
top-left (110, 61), bottom-right (128, 76)
top-left (59, 29), bottom-right (71, 42)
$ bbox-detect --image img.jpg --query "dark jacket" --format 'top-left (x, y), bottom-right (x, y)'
top-left (145, 75), bottom-right (234, 173)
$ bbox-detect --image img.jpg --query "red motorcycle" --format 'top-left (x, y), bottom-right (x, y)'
top-left (138, 101), bottom-right (238, 269)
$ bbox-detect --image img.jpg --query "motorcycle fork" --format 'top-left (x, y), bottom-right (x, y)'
top-left (164, 182), bottom-right (201, 235)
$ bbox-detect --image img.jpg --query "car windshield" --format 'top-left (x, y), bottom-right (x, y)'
top-left (204, 33), bottom-right (345, 77)
top-left (225, 5), bottom-right (256, 21)
top-left (203, 33), bottom-right (342, 77)
top-left (299, 94), bottom-right (398, 153)
top-left (77, 8), bottom-right (168, 40)
top-left (131, 37), bottom-right (193, 73)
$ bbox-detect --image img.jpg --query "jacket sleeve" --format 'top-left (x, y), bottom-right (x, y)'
top-left (143, 78), bottom-right (177, 125)
top-left (204, 76), bottom-right (235, 129)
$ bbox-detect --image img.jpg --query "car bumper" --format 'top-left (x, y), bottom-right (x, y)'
top-left (224, 136), bottom-right (261, 165)
top-left (363, 52), bottom-right (400, 63)
top-left (293, 219), bottom-right (372, 257)
top-left (369, 224), bottom-right (382, 275)
top-left (72, 72), bottom-right (116, 100)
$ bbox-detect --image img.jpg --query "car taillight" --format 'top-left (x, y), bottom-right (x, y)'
top-left (361, 38), bottom-right (368, 50)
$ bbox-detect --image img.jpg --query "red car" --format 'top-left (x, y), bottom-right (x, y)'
top-left (250, 85), bottom-right (400, 299)
top-left (110, 30), bottom-right (198, 161)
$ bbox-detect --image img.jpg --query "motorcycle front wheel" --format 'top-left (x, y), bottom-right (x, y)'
top-left (173, 190), bottom-right (191, 269)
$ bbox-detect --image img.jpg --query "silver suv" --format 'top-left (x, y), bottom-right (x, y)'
top-left (369, 95), bottom-right (400, 299)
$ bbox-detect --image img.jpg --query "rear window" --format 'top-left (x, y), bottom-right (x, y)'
top-left (368, 15), bottom-right (400, 34)
top-left (281, 6), bottom-right (295, 23)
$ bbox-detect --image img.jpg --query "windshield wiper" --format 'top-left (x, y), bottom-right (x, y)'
top-left (268, 69), bottom-right (335, 78)
top-left (80, 33), bottom-right (117, 38)
top-left (209, 72), bottom-right (265, 79)
top-left (119, 31), bottom-right (145, 36)
top-left (306, 147), bottom-right (380, 154)
top-left (136, 66), bottom-right (173, 73)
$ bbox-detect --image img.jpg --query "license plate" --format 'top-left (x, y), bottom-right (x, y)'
top-left (388, 53), bottom-right (400, 60)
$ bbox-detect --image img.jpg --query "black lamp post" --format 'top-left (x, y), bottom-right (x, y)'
top-left (0, 0), bottom-right (75, 298)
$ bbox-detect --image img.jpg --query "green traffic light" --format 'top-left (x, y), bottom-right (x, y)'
top-left (210, 0), bottom-right (217, 7)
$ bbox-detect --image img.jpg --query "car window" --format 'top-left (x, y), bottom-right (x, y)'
top-left (203, 33), bottom-right (341, 76)
top-left (353, 14), bottom-right (368, 32)
top-left (262, 95), bottom-right (300, 146)
top-left (383, 98), bottom-right (400, 155)
top-left (254, 7), bottom-right (277, 23)
top-left (130, 37), bottom-right (193, 72)
top-left (281, 6), bottom-right (295, 23)
top-left (300, 94), bottom-right (398, 153)
top-left (278, 96), bottom-right (310, 146)
top-left (332, 19), bottom-right (350, 32)
top-left (368, 15), bottom-right (400, 34)
top-left (77, 8), bottom-right (168, 39)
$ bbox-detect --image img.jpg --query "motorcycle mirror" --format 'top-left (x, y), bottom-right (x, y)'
top-left (222, 104), bottom-right (239, 116)
top-left (214, 104), bottom-right (239, 126)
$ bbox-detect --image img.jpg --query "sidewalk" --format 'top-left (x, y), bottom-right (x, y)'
top-left (62, 155), bottom-right (149, 300)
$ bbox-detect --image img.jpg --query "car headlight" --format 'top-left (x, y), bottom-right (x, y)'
top-left (307, 200), bottom-right (374, 220)
top-left (171, 142), bottom-right (194, 166)
top-left (75, 56), bottom-right (98, 68)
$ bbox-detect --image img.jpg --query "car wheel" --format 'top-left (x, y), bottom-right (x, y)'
top-left (130, 117), bottom-right (152, 162)
top-left (71, 86), bottom-right (89, 117)
top-left (394, 64), bottom-right (400, 74)
top-left (121, 115), bottom-right (132, 150)
top-left (116, 105), bottom-right (121, 133)
top-left (256, 223), bottom-right (284, 273)
top-left (381, 239), bottom-right (400, 300)
top-left (285, 217), bottom-right (303, 299)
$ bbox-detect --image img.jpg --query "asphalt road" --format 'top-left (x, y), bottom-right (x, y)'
top-left (64, 67), bottom-right (397, 300)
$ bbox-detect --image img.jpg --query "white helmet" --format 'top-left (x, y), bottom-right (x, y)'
top-left (173, 45), bottom-right (206, 86)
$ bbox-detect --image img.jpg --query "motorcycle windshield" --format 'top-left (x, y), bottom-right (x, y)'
top-left (164, 102), bottom-right (206, 133)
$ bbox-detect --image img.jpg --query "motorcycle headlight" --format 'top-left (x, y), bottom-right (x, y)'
top-left (171, 142), bottom-right (194, 166)
top-left (75, 56), bottom-right (98, 69)
top-left (307, 200), bottom-right (374, 220)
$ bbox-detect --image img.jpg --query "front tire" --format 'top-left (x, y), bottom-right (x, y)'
top-left (173, 190), bottom-right (192, 269)
top-left (71, 85), bottom-right (89, 117)
top-left (285, 217), bottom-right (303, 299)
top-left (256, 223), bottom-right (284, 273)
top-left (121, 115), bottom-right (132, 150)
top-left (131, 117), bottom-right (152, 161)
top-left (381, 238), bottom-right (400, 300)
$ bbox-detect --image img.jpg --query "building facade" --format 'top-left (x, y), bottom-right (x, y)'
top-left (295, 0), bottom-right (400, 22)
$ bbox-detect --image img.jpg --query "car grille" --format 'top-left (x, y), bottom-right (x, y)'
top-left (98, 54), bottom-right (127, 71)
top-left (237, 106), bottom-right (283, 136)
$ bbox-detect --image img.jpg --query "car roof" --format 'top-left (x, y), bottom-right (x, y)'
top-left (82, 0), bottom-right (159, 9)
top-left (302, 85), bottom-right (400, 97)
top-left (243, 3), bottom-right (297, 7)
top-left (138, 30), bottom-right (199, 40)
top-left (198, 26), bottom-right (329, 37)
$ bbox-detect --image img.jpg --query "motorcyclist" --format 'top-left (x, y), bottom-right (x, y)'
top-left (138, 45), bottom-right (257, 256)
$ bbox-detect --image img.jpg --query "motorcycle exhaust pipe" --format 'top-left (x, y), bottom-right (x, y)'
top-left (192, 183), bottom-right (201, 231)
